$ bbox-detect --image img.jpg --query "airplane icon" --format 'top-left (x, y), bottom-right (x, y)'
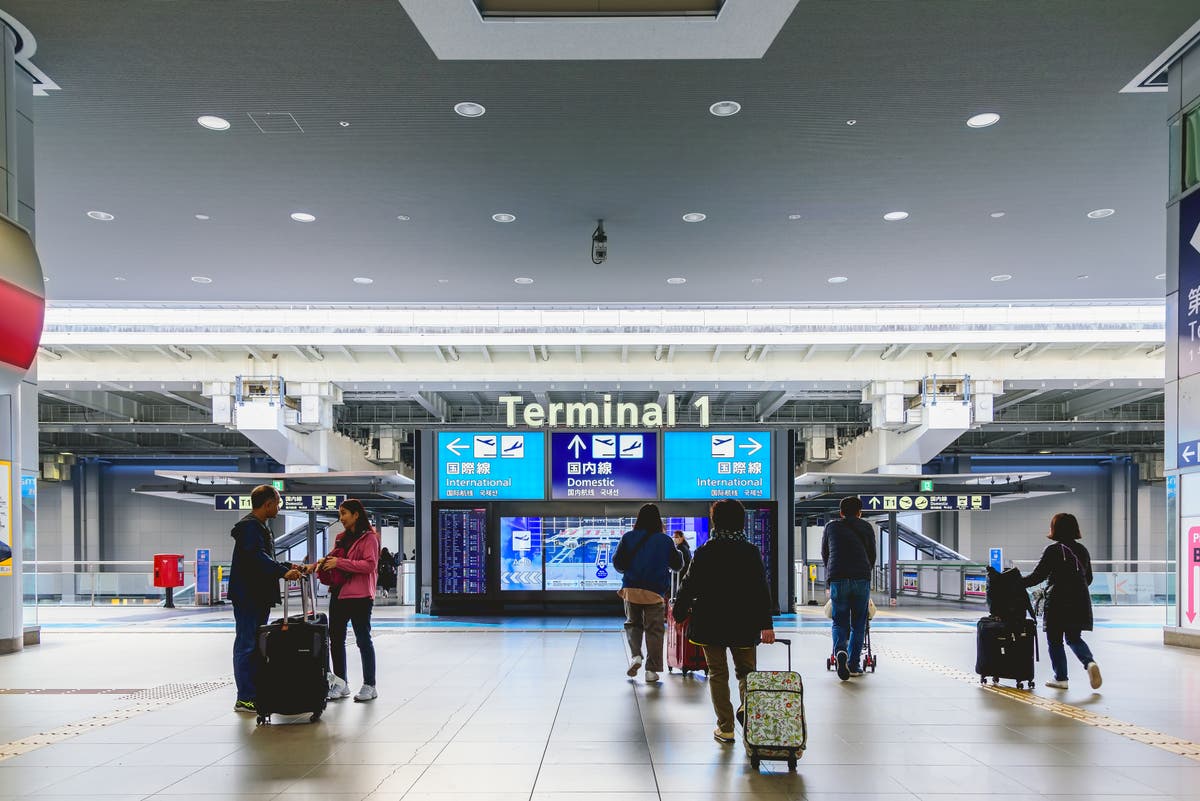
top-left (711, 434), bottom-right (735, 458)
top-left (592, 436), bottom-right (616, 459)
top-left (619, 435), bottom-right (643, 458)
top-left (474, 435), bottom-right (497, 458)
top-left (501, 435), bottom-right (525, 458)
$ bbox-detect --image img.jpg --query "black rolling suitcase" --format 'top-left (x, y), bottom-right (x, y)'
top-left (254, 574), bottom-right (329, 724)
top-left (975, 615), bottom-right (1037, 689)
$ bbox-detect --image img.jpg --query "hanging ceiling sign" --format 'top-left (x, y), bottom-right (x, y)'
top-left (499, 394), bottom-right (712, 428)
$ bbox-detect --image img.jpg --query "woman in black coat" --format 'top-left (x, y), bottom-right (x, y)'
top-left (674, 499), bottom-right (775, 745)
top-left (1022, 512), bottom-right (1101, 690)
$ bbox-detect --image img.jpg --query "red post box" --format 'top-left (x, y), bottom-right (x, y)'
top-left (153, 554), bottom-right (185, 588)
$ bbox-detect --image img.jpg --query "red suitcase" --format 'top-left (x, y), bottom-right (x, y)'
top-left (666, 600), bottom-right (707, 675)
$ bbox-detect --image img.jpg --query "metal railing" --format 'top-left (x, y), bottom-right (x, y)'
top-left (1012, 559), bottom-right (1176, 606)
top-left (23, 560), bottom-right (183, 606)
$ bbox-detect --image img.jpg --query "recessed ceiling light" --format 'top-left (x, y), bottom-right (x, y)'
top-left (1087, 208), bottom-right (1115, 219)
top-left (86, 210), bottom-right (114, 221)
top-left (290, 212), bottom-right (316, 223)
top-left (990, 274), bottom-right (1013, 282)
top-left (990, 211), bottom-right (1006, 218)
top-left (339, 121), bottom-right (350, 127)
top-left (396, 215), bottom-right (411, 221)
top-left (196, 115), bottom-right (230, 131)
top-left (492, 213), bottom-right (516, 223)
top-left (353, 276), bottom-right (373, 285)
top-left (709, 101), bottom-right (741, 117)
top-left (194, 214), bottom-right (210, 221)
top-left (681, 212), bottom-right (707, 223)
top-left (846, 119), bottom-right (857, 126)
top-left (1156, 273), bottom-right (1167, 280)
top-left (190, 276), bottom-right (213, 284)
top-left (751, 277), bottom-right (764, 284)
top-left (437, 278), bottom-right (450, 284)
top-left (1039, 450), bottom-right (1052, 455)
top-left (883, 211), bottom-right (909, 221)
top-left (827, 276), bottom-right (848, 284)
top-left (966, 112), bottom-right (1001, 128)
top-left (454, 102), bottom-right (486, 118)
top-left (514, 276), bottom-right (533, 284)
top-left (113, 276), bottom-right (126, 282)
top-left (1076, 274), bottom-right (1089, 280)
top-left (667, 277), bottom-right (687, 285)
top-left (788, 214), bottom-right (803, 220)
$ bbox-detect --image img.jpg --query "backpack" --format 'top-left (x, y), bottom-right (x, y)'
top-left (986, 566), bottom-right (1034, 629)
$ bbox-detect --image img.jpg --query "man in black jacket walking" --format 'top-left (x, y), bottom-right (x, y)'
top-left (228, 485), bottom-right (301, 713)
top-left (822, 496), bottom-right (876, 681)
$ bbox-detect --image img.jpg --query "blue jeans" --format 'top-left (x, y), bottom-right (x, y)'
top-left (830, 578), bottom-right (871, 668)
top-left (232, 602), bottom-right (270, 701)
top-left (1046, 628), bottom-right (1094, 682)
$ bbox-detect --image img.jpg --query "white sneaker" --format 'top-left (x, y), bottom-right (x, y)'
top-left (354, 684), bottom-right (378, 702)
top-left (326, 677), bottom-right (351, 700)
top-left (627, 655), bottom-right (643, 678)
top-left (1045, 679), bottom-right (1069, 689)
top-left (1087, 662), bottom-right (1103, 690)
top-left (644, 670), bottom-right (660, 683)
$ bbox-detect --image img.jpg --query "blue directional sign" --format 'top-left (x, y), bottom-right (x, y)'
top-left (859, 494), bottom-right (990, 512)
top-left (663, 431), bottom-right (772, 500)
top-left (1179, 190), bottom-right (1200, 379)
top-left (437, 431), bottom-right (546, 500)
top-left (550, 432), bottom-right (658, 500)
top-left (213, 494), bottom-right (345, 512)
top-left (1179, 438), bottom-right (1200, 469)
top-left (989, 548), bottom-right (1004, 572)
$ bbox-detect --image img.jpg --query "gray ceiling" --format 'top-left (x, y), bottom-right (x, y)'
top-left (9, 1), bottom-right (1198, 305)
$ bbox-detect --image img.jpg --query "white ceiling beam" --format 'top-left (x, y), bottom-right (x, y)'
top-left (528, 346), bottom-right (537, 363)
top-left (339, 346), bottom-right (358, 363)
top-left (158, 390), bottom-right (211, 414)
top-left (38, 346), bottom-right (63, 361)
top-left (756, 344), bottom-right (771, 362)
top-left (433, 345), bottom-right (447, 363)
top-left (800, 345), bottom-right (816, 362)
top-left (246, 346), bottom-right (273, 363)
top-left (1070, 342), bottom-right (1101, 360)
top-left (575, 345), bottom-right (582, 364)
top-left (666, 344), bottom-right (675, 363)
top-left (409, 391), bottom-right (447, 421)
top-left (847, 344), bottom-right (865, 362)
top-left (387, 346), bottom-right (404, 363)
top-left (480, 345), bottom-right (492, 363)
top-left (985, 343), bottom-right (1009, 359)
top-left (935, 344), bottom-right (959, 361)
top-left (621, 345), bottom-right (629, 363)
top-left (711, 345), bottom-right (722, 364)
top-left (59, 345), bottom-right (92, 362)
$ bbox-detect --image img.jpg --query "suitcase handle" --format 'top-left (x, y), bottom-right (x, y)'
top-left (771, 637), bottom-right (792, 671)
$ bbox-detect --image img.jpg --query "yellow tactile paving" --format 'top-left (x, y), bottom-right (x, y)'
top-left (877, 647), bottom-right (1200, 761)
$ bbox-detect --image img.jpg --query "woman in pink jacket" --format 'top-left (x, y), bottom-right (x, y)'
top-left (316, 498), bottom-right (380, 702)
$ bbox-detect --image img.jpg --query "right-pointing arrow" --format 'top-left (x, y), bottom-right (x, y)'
top-left (739, 437), bottom-right (762, 456)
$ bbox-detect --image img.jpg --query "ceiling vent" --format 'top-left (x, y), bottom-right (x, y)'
top-left (247, 112), bottom-right (304, 134)
top-left (475, 0), bottom-right (724, 17)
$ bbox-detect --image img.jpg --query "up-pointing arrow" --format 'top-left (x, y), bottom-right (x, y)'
top-left (446, 437), bottom-right (467, 456)
top-left (739, 437), bottom-right (763, 456)
top-left (568, 434), bottom-right (585, 459)
top-left (867, 496), bottom-right (881, 509)
top-left (224, 496), bottom-right (237, 509)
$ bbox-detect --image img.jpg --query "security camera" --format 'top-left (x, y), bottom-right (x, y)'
top-left (591, 220), bottom-right (607, 264)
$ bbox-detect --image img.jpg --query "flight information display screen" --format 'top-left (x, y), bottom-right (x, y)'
top-left (436, 508), bottom-right (488, 594)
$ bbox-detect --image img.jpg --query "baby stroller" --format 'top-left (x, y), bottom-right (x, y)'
top-left (824, 597), bottom-right (878, 673)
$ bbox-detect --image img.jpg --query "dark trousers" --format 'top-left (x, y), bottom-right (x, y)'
top-left (232, 602), bottom-right (270, 701)
top-left (330, 595), bottom-right (376, 686)
top-left (623, 601), bottom-right (666, 672)
top-left (1046, 628), bottom-right (1095, 682)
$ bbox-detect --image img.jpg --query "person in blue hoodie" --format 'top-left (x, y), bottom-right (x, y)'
top-left (613, 503), bottom-right (682, 683)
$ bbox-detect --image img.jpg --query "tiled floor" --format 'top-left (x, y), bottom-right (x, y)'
top-left (1, 604), bottom-right (1197, 800)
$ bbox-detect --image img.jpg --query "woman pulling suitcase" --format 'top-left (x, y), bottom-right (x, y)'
top-left (314, 499), bottom-right (381, 702)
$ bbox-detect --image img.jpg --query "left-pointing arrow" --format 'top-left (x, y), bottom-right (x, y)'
top-left (446, 437), bottom-right (467, 455)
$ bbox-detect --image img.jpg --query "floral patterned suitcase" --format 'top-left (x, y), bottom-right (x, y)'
top-left (742, 638), bottom-right (805, 770)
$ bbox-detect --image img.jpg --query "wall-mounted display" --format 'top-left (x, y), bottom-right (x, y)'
top-left (436, 507), bottom-right (488, 594)
top-left (549, 431), bottom-right (658, 500)
top-left (437, 431), bottom-right (546, 500)
top-left (663, 431), bottom-right (772, 500)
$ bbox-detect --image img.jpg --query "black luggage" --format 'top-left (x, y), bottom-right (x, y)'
top-left (254, 574), bottom-right (329, 724)
top-left (986, 566), bottom-right (1035, 629)
top-left (975, 615), bottom-right (1037, 689)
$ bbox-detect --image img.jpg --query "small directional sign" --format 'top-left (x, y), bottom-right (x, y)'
top-left (859, 494), bottom-right (991, 512)
top-left (1179, 438), bottom-right (1200, 469)
top-left (214, 494), bottom-right (346, 512)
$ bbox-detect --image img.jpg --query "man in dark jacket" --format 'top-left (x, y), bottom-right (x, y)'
top-left (675, 499), bottom-right (775, 744)
top-left (229, 485), bottom-right (301, 713)
top-left (821, 496), bottom-right (877, 681)
top-left (613, 504), bottom-right (682, 683)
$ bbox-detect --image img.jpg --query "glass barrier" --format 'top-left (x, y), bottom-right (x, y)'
top-left (24, 561), bottom-right (183, 606)
top-left (1012, 560), bottom-right (1176, 607)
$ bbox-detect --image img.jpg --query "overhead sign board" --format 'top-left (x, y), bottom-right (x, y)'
top-left (214, 494), bottom-right (346, 512)
top-left (1179, 438), bottom-right (1200, 469)
top-left (1179, 190), bottom-right (1200, 379)
top-left (437, 431), bottom-right (546, 500)
top-left (859, 494), bottom-right (991, 512)
top-left (663, 431), bottom-right (771, 500)
top-left (550, 431), bottom-right (658, 500)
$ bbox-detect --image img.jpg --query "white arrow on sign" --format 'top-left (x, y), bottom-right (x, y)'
top-left (224, 496), bottom-right (237, 509)
top-left (738, 436), bottom-right (763, 456)
top-left (446, 437), bottom-right (467, 456)
top-left (1185, 446), bottom-right (1196, 464)
top-left (1190, 221), bottom-right (1200, 255)
top-left (568, 434), bottom-right (586, 459)
top-left (867, 496), bottom-right (881, 509)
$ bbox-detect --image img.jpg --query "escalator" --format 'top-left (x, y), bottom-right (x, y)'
top-left (875, 517), bottom-right (967, 561)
